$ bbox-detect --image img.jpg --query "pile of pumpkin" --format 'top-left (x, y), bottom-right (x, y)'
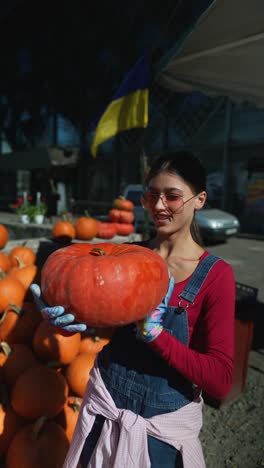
top-left (51, 196), bottom-right (135, 243)
top-left (0, 227), bottom-right (113, 467)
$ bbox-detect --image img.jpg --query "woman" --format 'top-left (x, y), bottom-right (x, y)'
top-left (31, 151), bottom-right (235, 468)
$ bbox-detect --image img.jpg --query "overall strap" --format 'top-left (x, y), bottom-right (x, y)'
top-left (179, 254), bottom-right (220, 304)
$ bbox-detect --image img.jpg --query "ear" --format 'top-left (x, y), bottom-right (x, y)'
top-left (194, 191), bottom-right (207, 211)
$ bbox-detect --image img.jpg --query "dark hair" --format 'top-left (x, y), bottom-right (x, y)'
top-left (146, 151), bottom-right (206, 193)
top-left (146, 151), bottom-right (206, 245)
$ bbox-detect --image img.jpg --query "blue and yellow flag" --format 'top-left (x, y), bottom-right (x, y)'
top-left (91, 55), bottom-right (149, 158)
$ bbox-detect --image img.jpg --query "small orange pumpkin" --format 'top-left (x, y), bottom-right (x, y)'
top-left (79, 328), bottom-right (114, 354)
top-left (0, 342), bottom-right (38, 387)
top-left (64, 352), bottom-right (96, 397)
top-left (6, 417), bottom-right (69, 468)
top-left (9, 246), bottom-right (36, 267)
top-left (75, 214), bottom-right (98, 240)
top-left (109, 209), bottom-right (134, 224)
top-left (0, 275), bottom-right (26, 314)
top-left (52, 220), bottom-right (76, 241)
top-left (55, 396), bottom-right (82, 442)
top-left (8, 257), bottom-right (37, 291)
top-left (114, 222), bottom-right (135, 236)
top-left (11, 365), bottom-right (69, 419)
top-left (33, 320), bottom-right (81, 366)
top-left (96, 222), bottom-right (117, 239)
top-left (0, 402), bottom-right (25, 457)
top-left (113, 196), bottom-right (134, 211)
top-left (0, 252), bottom-right (11, 273)
top-left (0, 302), bottom-right (42, 345)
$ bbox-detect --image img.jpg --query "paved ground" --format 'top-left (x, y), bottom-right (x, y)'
top-left (201, 237), bottom-right (264, 468)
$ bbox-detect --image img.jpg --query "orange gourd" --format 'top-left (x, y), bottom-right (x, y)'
top-left (9, 246), bottom-right (36, 267)
top-left (0, 275), bottom-right (26, 314)
top-left (41, 243), bottom-right (169, 327)
top-left (0, 302), bottom-right (42, 345)
top-left (75, 214), bottom-right (98, 240)
top-left (11, 365), bottom-right (69, 419)
top-left (0, 224), bottom-right (9, 249)
top-left (55, 396), bottom-right (82, 442)
top-left (64, 352), bottom-right (96, 397)
top-left (52, 220), bottom-right (76, 241)
top-left (6, 417), bottom-right (69, 468)
top-left (33, 320), bottom-right (81, 366)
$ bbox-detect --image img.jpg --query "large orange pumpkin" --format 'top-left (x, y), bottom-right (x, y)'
top-left (33, 320), bottom-right (81, 365)
top-left (0, 275), bottom-right (26, 314)
top-left (11, 365), bottom-right (69, 419)
top-left (0, 224), bottom-right (9, 249)
top-left (0, 302), bottom-right (42, 345)
top-left (41, 243), bottom-right (169, 327)
top-left (75, 215), bottom-right (98, 240)
top-left (6, 418), bottom-right (69, 468)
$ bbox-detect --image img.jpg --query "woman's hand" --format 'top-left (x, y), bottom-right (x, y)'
top-left (137, 272), bottom-right (175, 342)
top-left (30, 284), bottom-right (88, 334)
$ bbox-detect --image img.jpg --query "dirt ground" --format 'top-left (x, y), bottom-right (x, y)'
top-left (200, 349), bottom-right (264, 468)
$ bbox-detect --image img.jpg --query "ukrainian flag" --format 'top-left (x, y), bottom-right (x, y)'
top-left (91, 55), bottom-right (149, 158)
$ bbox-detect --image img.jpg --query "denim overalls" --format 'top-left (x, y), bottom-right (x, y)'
top-left (80, 253), bottom-right (220, 468)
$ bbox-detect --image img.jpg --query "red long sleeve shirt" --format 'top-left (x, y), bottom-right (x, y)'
top-left (148, 251), bottom-right (236, 400)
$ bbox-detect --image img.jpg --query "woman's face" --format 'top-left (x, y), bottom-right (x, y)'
top-left (142, 170), bottom-right (206, 235)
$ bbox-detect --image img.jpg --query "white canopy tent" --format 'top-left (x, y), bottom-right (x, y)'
top-left (158, 0), bottom-right (264, 107)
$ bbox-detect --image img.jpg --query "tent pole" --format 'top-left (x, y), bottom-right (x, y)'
top-left (222, 99), bottom-right (232, 210)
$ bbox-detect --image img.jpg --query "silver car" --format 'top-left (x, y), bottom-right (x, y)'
top-left (123, 185), bottom-right (240, 243)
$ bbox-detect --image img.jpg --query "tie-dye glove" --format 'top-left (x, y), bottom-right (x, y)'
top-left (30, 283), bottom-right (88, 335)
top-left (137, 272), bottom-right (174, 342)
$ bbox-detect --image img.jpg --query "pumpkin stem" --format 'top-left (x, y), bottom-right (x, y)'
top-left (0, 383), bottom-right (11, 407)
top-left (90, 248), bottom-right (106, 257)
top-left (84, 210), bottom-right (91, 219)
top-left (1, 304), bottom-right (23, 324)
top-left (32, 416), bottom-right (48, 440)
top-left (46, 360), bottom-right (62, 369)
top-left (69, 397), bottom-right (82, 413)
top-left (0, 341), bottom-right (12, 356)
top-left (13, 255), bottom-right (26, 268)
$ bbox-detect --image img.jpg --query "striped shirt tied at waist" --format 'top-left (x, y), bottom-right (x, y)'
top-left (63, 361), bottom-right (206, 468)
